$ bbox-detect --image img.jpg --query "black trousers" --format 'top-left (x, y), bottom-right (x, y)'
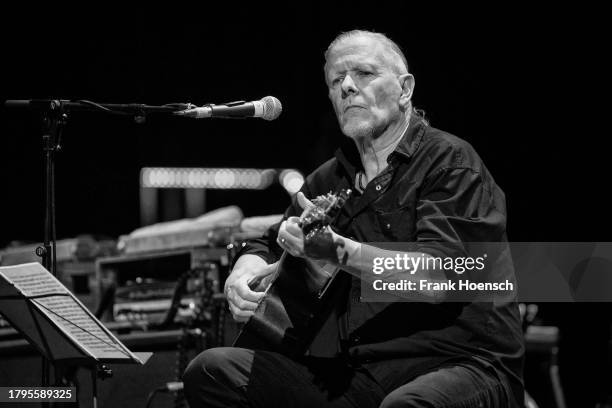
top-left (183, 347), bottom-right (517, 408)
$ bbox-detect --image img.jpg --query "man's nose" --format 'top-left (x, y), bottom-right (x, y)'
top-left (341, 74), bottom-right (358, 98)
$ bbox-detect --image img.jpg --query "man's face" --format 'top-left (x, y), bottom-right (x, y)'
top-left (325, 36), bottom-right (406, 140)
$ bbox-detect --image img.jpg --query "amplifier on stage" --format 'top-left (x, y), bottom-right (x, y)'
top-left (95, 247), bottom-right (229, 326)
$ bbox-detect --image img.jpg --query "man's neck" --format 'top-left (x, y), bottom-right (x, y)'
top-left (356, 114), bottom-right (410, 182)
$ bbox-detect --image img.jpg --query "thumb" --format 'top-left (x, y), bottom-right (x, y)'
top-left (297, 192), bottom-right (315, 211)
top-left (263, 261), bottom-right (280, 274)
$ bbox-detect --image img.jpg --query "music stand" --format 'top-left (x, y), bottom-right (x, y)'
top-left (0, 262), bottom-right (150, 408)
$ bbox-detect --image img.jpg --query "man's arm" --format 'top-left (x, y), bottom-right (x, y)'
top-left (328, 238), bottom-right (450, 302)
top-left (225, 184), bottom-right (314, 321)
top-left (279, 194), bottom-right (450, 302)
top-left (279, 164), bottom-right (504, 303)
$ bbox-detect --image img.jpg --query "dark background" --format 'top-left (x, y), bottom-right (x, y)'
top-left (1, 6), bottom-right (607, 246)
top-left (0, 4), bottom-right (609, 406)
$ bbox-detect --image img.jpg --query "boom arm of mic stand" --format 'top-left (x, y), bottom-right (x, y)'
top-left (4, 99), bottom-right (196, 123)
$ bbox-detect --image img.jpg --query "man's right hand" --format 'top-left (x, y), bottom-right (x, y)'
top-left (225, 254), bottom-right (277, 322)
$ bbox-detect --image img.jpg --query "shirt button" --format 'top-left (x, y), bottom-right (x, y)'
top-left (375, 185), bottom-right (382, 191)
top-left (386, 223), bottom-right (391, 229)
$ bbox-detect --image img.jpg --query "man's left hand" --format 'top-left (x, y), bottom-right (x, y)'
top-left (276, 192), bottom-right (342, 262)
top-left (276, 192), bottom-right (313, 258)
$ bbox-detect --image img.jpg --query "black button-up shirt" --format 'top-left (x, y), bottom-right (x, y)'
top-left (238, 116), bottom-right (524, 401)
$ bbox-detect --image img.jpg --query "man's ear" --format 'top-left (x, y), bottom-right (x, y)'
top-left (398, 73), bottom-right (415, 111)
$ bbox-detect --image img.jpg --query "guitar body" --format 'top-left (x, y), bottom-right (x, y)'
top-left (232, 190), bottom-right (351, 357)
top-left (232, 253), bottom-right (346, 357)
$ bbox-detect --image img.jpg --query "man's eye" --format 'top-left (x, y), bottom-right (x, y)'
top-left (357, 70), bottom-right (373, 76)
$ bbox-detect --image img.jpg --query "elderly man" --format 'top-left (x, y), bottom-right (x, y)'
top-left (183, 30), bottom-right (524, 408)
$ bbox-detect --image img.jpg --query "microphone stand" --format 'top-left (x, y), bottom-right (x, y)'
top-left (4, 98), bottom-right (193, 277)
top-left (34, 100), bottom-right (64, 395)
top-left (3, 98), bottom-right (193, 397)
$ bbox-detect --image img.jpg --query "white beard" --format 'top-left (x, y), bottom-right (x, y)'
top-left (341, 118), bottom-right (375, 140)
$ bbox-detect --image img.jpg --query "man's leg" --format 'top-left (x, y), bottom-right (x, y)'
top-left (379, 363), bottom-right (517, 408)
top-left (183, 347), bottom-right (252, 408)
top-left (183, 347), bottom-right (386, 408)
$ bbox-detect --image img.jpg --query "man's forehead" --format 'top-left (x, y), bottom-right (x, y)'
top-left (327, 36), bottom-right (389, 69)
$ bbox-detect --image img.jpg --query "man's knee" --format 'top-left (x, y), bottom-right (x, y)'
top-left (378, 363), bottom-right (511, 408)
top-left (379, 388), bottom-right (432, 408)
top-left (183, 348), bottom-right (214, 394)
top-left (183, 347), bottom-right (253, 408)
top-left (183, 347), bottom-right (251, 389)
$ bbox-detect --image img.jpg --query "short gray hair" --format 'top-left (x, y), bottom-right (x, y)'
top-left (324, 30), bottom-right (409, 75)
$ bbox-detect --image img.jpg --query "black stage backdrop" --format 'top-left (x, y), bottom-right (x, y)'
top-left (0, 4), bottom-right (609, 406)
top-left (1, 6), bottom-right (607, 245)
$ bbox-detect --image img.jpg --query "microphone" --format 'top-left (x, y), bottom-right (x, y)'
top-left (175, 96), bottom-right (282, 120)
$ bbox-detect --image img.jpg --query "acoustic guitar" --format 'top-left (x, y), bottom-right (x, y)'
top-left (233, 189), bottom-right (351, 357)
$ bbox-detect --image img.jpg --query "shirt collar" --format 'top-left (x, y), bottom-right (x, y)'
top-left (392, 114), bottom-right (426, 160)
top-left (334, 114), bottom-right (427, 176)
